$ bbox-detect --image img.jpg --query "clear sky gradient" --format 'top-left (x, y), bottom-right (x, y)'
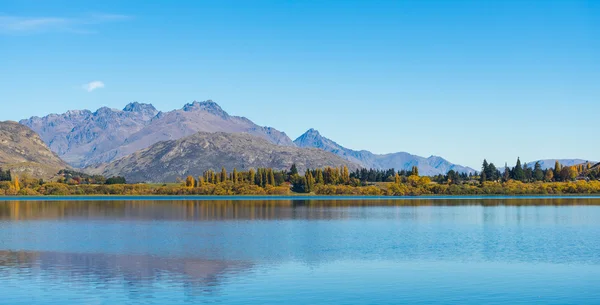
top-left (1, 0), bottom-right (598, 168)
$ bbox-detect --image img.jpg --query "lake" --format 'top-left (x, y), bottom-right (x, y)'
top-left (1, 197), bottom-right (599, 304)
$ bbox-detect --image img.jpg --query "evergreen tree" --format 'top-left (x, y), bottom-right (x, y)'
top-left (523, 162), bottom-right (533, 182)
top-left (291, 175), bottom-right (307, 193)
top-left (289, 164), bottom-right (298, 176)
top-left (533, 162), bottom-right (544, 181)
top-left (503, 163), bottom-right (510, 182)
top-left (481, 159), bottom-right (489, 182)
top-left (447, 170), bottom-right (460, 184)
top-left (232, 168), bottom-right (238, 184)
top-left (485, 161), bottom-right (498, 182)
top-left (512, 157), bottom-right (525, 181)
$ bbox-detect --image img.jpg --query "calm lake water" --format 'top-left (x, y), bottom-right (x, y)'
top-left (1, 197), bottom-right (600, 304)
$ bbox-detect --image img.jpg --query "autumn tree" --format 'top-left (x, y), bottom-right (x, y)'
top-left (410, 166), bottom-right (419, 177)
top-left (249, 169), bottom-right (256, 185)
top-left (315, 168), bottom-right (324, 184)
top-left (560, 166), bottom-right (578, 181)
top-left (554, 161), bottom-right (562, 181)
top-left (185, 175), bottom-right (195, 188)
top-left (13, 175), bottom-right (20, 192)
top-left (268, 169), bottom-right (275, 186)
top-left (256, 168), bottom-right (264, 187)
top-left (342, 165), bottom-right (350, 184)
top-left (305, 170), bottom-right (315, 193)
top-left (220, 167), bottom-right (227, 183)
top-left (394, 173), bottom-right (401, 184)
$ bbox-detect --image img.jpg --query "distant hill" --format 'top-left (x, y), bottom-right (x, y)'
top-left (0, 121), bottom-right (68, 179)
top-left (294, 129), bottom-right (475, 175)
top-left (526, 159), bottom-right (597, 170)
top-left (20, 100), bottom-right (294, 168)
top-left (91, 132), bottom-right (359, 183)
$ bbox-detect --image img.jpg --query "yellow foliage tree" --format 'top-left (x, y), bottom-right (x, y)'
top-left (342, 165), bottom-right (350, 184)
top-left (13, 175), bottom-right (20, 192)
top-left (394, 173), bottom-right (401, 184)
top-left (185, 175), bottom-right (195, 188)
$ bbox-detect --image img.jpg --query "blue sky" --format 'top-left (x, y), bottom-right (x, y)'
top-left (1, 0), bottom-right (598, 168)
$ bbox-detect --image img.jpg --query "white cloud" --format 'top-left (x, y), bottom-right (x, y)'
top-left (0, 13), bottom-right (131, 34)
top-left (0, 16), bottom-right (69, 32)
top-left (83, 81), bottom-right (105, 92)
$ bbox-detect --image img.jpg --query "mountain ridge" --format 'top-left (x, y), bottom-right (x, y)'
top-left (21, 100), bottom-right (295, 168)
top-left (294, 128), bottom-right (475, 175)
top-left (525, 159), bottom-right (597, 170)
top-left (0, 121), bottom-right (69, 179)
top-left (91, 131), bottom-right (359, 183)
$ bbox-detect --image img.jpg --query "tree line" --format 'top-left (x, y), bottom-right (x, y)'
top-left (0, 168), bottom-right (12, 182)
top-left (478, 158), bottom-right (594, 183)
top-left (1, 161), bottom-right (599, 196)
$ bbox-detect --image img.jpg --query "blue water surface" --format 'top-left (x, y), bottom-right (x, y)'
top-left (0, 197), bottom-right (599, 304)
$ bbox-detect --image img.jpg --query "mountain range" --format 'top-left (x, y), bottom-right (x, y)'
top-left (15, 99), bottom-right (594, 182)
top-left (0, 121), bottom-right (69, 179)
top-left (20, 100), bottom-right (293, 168)
top-left (20, 100), bottom-right (476, 179)
top-left (91, 132), bottom-right (358, 183)
top-left (293, 128), bottom-right (475, 176)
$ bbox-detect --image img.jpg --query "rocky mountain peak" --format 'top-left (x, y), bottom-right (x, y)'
top-left (182, 100), bottom-right (228, 118)
top-left (294, 129), bottom-right (336, 151)
top-left (298, 128), bottom-right (322, 140)
top-left (94, 106), bottom-right (116, 116)
top-left (123, 102), bottom-right (157, 114)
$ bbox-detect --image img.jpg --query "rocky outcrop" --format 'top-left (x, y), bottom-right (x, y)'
top-left (0, 121), bottom-right (69, 179)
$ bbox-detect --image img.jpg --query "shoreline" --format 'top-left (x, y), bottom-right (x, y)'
top-left (2, 194), bottom-right (600, 202)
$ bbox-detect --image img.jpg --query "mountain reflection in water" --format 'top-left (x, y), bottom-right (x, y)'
top-left (0, 250), bottom-right (251, 296)
top-left (1, 197), bottom-right (600, 221)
